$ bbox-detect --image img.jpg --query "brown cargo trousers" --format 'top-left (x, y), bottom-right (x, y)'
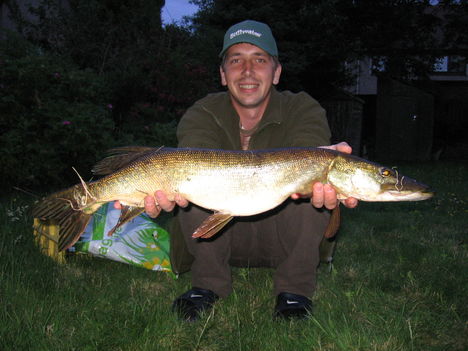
top-left (177, 198), bottom-right (330, 298)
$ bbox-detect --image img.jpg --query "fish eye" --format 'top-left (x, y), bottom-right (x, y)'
top-left (380, 168), bottom-right (391, 177)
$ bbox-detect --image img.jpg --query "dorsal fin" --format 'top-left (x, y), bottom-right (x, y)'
top-left (92, 146), bottom-right (162, 175)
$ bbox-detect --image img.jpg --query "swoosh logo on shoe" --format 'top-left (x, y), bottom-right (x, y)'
top-left (286, 300), bottom-right (299, 304)
top-left (190, 294), bottom-right (203, 298)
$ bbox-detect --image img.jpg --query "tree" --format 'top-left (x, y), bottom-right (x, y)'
top-left (8, 0), bottom-right (217, 134)
top-left (189, 0), bottom-right (464, 96)
top-left (189, 0), bottom-right (356, 96)
top-left (0, 0), bottom-right (216, 190)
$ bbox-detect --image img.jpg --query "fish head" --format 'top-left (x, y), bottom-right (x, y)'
top-left (327, 155), bottom-right (434, 201)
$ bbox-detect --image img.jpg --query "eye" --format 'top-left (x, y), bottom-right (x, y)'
top-left (380, 168), bottom-right (391, 177)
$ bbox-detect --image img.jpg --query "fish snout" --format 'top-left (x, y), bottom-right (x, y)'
top-left (394, 176), bottom-right (434, 200)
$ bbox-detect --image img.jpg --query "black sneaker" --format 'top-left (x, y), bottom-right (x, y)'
top-left (274, 292), bottom-right (312, 320)
top-left (172, 287), bottom-right (219, 322)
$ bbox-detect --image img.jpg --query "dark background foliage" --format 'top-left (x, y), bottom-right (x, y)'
top-left (1, 0), bottom-right (466, 193)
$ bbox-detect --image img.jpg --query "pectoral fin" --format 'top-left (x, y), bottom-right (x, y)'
top-left (107, 205), bottom-right (144, 236)
top-left (324, 205), bottom-right (340, 239)
top-left (192, 213), bottom-right (233, 239)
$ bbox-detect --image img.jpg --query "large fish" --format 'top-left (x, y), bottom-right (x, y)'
top-left (33, 146), bottom-right (433, 251)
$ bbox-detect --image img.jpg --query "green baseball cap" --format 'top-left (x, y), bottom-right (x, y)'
top-left (219, 20), bottom-right (278, 57)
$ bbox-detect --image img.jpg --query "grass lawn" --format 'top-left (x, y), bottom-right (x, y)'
top-left (1, 161), bottom-right (466, 351)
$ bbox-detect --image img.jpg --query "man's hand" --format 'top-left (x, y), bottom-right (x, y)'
top-left (114, 190), bottom-right (189, 218)
top-left (291, 142), bottom-right (358, 210)
top-left (321, 141), bottom-right (353, 154)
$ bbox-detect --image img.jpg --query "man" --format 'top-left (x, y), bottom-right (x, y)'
top-left (127, 20), bottom-right (357, 321)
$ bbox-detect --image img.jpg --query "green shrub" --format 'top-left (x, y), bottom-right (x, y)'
top-left (0, 33), bottom-right (116, 192)
top-left (0, 0), bottom-right (213, 194)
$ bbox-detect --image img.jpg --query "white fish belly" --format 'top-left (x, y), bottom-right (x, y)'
top-left (177, 167), bottom-right (294, 215)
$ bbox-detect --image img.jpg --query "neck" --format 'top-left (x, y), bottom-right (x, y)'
top-left (237, 109), bottom-right (264, 130)
top-left (231, 93), bottom-right (271, 130)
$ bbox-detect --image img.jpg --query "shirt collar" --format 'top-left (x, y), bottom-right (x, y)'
top-left (203, 87), bottom-right (283, 131)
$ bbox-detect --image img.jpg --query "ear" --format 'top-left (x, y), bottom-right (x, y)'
top-left (219, 66), bottom-right (227, 86)
top-left (273, 64), bottom-right (282, 85)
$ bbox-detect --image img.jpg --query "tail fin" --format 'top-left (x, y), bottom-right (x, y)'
top-left (33, 184), bottom-right (95, 251)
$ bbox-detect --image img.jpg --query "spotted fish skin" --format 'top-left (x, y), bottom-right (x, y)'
top-left (33, 147), bottom-right (433, 250)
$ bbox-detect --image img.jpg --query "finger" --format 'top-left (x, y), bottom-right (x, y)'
top-left (174, 194), bottom-right (189, 208)
top-left (290, 193), bottom-right (300, 200)
top-left (323, 184), bottom-right (338, 210)
top-left (335, 141), bottom-right (352, 154)
top-left (343, 197), bottom-right (358, 208)
top-left (144, 195), bottom-right (161, 218)
top-left (113, 200), bottom-right (122, 210)
top-left (155, 190), bottom-right (176, 212)
top-left (311, 182), bottom-right (324, 208)
top-left (319, 142), bottom-right (352, 154)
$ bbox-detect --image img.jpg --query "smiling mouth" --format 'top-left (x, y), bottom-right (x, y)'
top-left (239, 84), bottom-right (258, 89)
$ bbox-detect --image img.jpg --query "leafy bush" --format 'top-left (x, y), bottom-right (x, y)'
top-left (0, 0), bottom-right (217, 194)
top-left (0, 33), bottom-right (116, 192)
top-left (17, 0), bottom-right (214, 126)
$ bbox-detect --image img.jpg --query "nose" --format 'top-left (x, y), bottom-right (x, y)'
top-left (242, 60), bottom-right (253, 76)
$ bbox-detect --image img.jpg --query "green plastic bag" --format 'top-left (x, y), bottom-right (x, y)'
top-left (72, 203), bottom-right (172, 273)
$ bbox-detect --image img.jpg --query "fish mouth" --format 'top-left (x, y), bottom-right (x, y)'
top-left (387, 189), bottom-right (434, 201)
top-left (384, 177), bottom-right (434, 201)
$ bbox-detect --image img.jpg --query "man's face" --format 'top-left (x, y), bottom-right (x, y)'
top-left (220, 43), bottom-right (282, 111)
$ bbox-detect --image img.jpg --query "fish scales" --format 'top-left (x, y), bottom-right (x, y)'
top-left (33, 146), bottom-right (432, 250)
top-left (88, 148), bottom-right (334, 215)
